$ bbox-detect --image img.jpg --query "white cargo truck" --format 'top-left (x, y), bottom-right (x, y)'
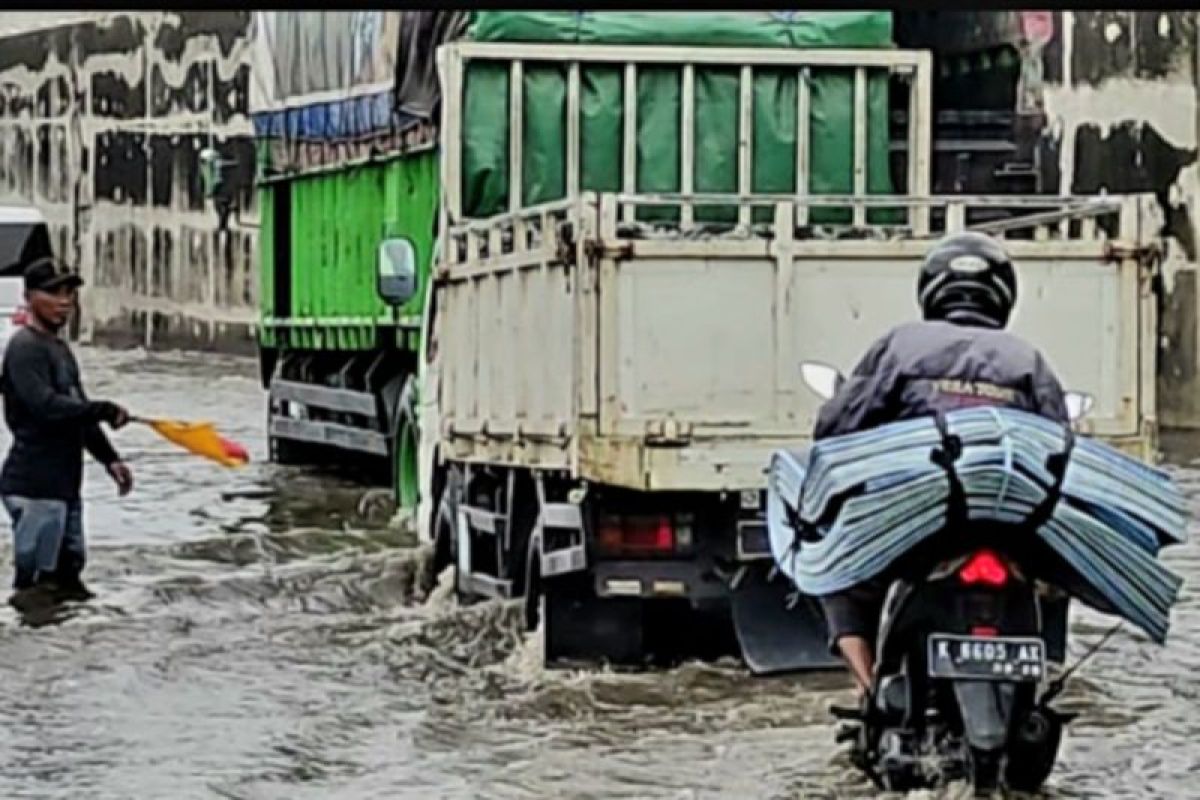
top-left (401, 42), bottom-right (1162, 671)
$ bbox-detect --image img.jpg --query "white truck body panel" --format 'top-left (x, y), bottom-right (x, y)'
top-left (602, 216), bottom-right (1149, 441)
top-left (421, 42), bottom-right (1159, 506)
top-left (432, 193), bottom-right (1158, 493)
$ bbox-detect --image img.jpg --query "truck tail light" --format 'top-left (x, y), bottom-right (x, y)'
top-left (959, 550), bottom-right (1009, 588)
top-left (596, 513), bottom-right (677, 556)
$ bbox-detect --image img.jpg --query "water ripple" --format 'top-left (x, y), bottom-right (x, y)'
top-left (0, 347), bottom-right (1194, 798)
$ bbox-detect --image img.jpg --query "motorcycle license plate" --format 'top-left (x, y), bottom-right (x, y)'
top-left (927, 634), bottom-right (1046, 682)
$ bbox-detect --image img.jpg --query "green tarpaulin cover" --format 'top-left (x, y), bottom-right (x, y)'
top-left (463, 12), bottom-right (896, 223)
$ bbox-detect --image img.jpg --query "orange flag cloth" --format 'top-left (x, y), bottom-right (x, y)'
top-left (139, 419), bottom-right (250, 468)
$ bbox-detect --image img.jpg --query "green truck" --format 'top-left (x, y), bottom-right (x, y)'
top-left (256, 147), bottom-right (436, 508)
top-left (246, 12), bottom-right (1160, 670)
top-left (249, 10), bottom-right (448, 509)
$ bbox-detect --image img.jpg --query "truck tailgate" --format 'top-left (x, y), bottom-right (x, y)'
top-left (603, 240), bottom-right (1144, 438)
top-left (588, 196), bottom-right (1157, 489)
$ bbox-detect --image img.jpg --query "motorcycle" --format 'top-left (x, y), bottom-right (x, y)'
top-left (796, 361), bottom-right (1095, 796)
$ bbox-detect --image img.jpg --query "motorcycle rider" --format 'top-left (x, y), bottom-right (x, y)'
top-left (811, 231), bottom-right (1069, 696)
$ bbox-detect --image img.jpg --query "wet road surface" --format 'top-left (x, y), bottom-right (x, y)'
top-left (0, 346), bottom-right (1195, 799)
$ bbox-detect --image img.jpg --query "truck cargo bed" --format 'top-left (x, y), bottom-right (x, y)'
top-left (435, 191), bottom-right (1160, 491)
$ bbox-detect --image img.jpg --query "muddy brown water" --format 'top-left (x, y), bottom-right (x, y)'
top-left (0, 346), bottom-right (1195, 799)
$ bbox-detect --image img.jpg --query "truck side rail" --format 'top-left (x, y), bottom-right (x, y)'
top-left (442, 198), bottom-right (582, 274)
top-left (441, 192), bottom-right (1160, 267)
top-left (440, 192), bottom-right (1160, 270)
top-left (602, 192), bottom-right (1159, 248)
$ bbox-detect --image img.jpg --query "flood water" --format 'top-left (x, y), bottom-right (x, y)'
top-left (0, 346), bottom-right (1195, 799)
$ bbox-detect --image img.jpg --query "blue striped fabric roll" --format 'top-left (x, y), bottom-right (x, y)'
top-left (766, 407), bottom-right (1189, 643)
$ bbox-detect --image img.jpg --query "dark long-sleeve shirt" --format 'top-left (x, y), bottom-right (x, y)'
top-left (813, 319), bottom-right (1069, 441)
top-left (0, 327), bottom-right (120, 500)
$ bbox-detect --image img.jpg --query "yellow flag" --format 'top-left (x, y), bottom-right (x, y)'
top-left (141, 419), bottom-right (250, 468)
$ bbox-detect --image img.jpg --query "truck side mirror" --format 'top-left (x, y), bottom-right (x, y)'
top-left (1064, 391), bottom-right (1094, 422)
top-left (378, 238), bottom-right (418, 306)
top-left (800, 361), bottom-right (845, 401)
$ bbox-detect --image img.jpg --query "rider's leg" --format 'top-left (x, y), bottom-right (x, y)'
top-left (820, 579), bottom-right (888, 695)
top-left (836, 635), bottom-right (875, 694)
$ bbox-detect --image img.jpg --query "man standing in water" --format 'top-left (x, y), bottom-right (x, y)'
top-left (0, 257), bottom-right (133, 612)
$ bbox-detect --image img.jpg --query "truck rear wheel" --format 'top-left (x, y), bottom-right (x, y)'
top-left (523, 535), bottom-right (542, 632)
top-left (391, 411), bottom-right (419, 511)
top-left (431, 468), bottom-right (463, 584)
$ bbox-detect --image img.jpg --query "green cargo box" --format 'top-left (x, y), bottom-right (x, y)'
top-left (260, 151), bottom-right (439, 349)
top-left (462, 11), bottom-right (897, 223)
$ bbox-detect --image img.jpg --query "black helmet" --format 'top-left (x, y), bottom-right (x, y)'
top-left (917, 231), bottom-right (1017, 328)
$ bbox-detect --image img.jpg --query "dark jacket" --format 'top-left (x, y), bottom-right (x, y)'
top-left (0, 327), bottom-right (120, 500)
top-left (813, 319), bottom-right (1069, 440)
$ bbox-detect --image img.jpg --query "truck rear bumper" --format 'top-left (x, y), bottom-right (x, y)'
top-left (591, 560), bottom-right (728, 602)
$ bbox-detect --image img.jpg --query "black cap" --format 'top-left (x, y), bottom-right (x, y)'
top-left (24, 257), bottom-right (84, 293)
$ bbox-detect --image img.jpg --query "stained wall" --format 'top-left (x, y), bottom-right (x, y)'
top-left (0, 12), bottom-right (257, 351)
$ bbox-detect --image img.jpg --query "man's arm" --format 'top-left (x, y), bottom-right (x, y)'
top-left (812, 332), bottom-right (899, 440)
top-left (86, 422), bottom-right (133, 496)
top-left (4, 336), bottom-right (113, 423)
top-left (84, 423), bottom-right (121, 467)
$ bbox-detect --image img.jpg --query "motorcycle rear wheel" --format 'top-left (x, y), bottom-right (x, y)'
top-left (1004, 708), bottom-right (1063, 793)
top-left (970, 747), bottom-right (1003, 796)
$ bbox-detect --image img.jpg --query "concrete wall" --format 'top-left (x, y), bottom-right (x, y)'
top-left (0, 11), bottom-right (257, 352)
top-left (899, 11), bottom-right (1200, 429)
top-left (1041, 12), bottom-right (1200, 429)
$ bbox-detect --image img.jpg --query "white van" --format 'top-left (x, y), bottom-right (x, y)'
top-left (0, 205), bottom-right (54, 360)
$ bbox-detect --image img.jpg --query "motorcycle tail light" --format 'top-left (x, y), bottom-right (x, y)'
top-left (959, 549), bottom-right (1009, 588)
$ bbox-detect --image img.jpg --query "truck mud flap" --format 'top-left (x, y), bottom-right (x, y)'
top-left (545, 579), bottom-right (646, 667)
top-left (732, 563), bottom-right (841, 675)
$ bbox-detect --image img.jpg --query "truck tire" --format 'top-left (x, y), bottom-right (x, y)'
top-left (389, 376), bottom-right (420, 510)
top-left (503, 474), bottom-right (538, 601)
top-left (522, 534), bottom-right (542, 632)
top-left (391, 410), bottom-right (419, 511)
top-left (431, 467), bottom-right (462, 585)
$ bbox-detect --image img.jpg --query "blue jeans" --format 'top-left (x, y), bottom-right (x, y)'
top-left (2, 496), bottom-right (85, 590)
